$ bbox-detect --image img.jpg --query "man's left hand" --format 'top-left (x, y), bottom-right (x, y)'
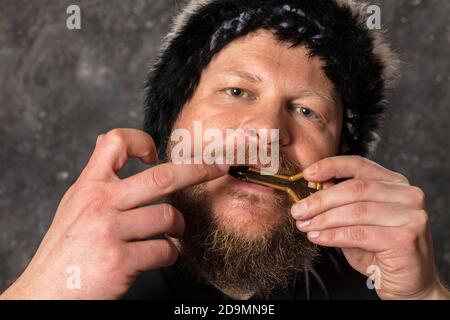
top-left (291, 156), bottom-right (449, 300)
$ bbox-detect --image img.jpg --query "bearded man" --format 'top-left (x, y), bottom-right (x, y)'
top-left (1, 0), bottom-right (449, 300)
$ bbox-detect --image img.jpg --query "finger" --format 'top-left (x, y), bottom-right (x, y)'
top-left (296, 202), bottom-right (423, 232)
top-left (117, 204), bottom-right (185, 240)
top-left (115, 162), bottom-right (229, 209)
top-left (303, 156), bottom-right (409, 185)
top-left (307, 180), bottom-right (335, 189)
top-left (291, 179), bottom-right (424, 220)
top-left (306, 225), bottom-right (412, 252)
top-left (82, 129), bottom-right (158, 180)
top-left (127, 239), bottom-right (179, 272)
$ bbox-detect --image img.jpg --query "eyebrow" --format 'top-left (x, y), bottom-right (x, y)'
top-left (296, 90), bottom-right (336, 105)
top-left (222, 69), bottom-right (338, 105)
top-left (223, 69), bottom-right (263, 83)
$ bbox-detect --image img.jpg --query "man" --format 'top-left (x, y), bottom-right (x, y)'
top-left (1, 0), bottom-right (449, 300)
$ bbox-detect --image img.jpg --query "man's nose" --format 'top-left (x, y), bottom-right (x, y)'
top-left (238, 104), bottom-right (290, 147)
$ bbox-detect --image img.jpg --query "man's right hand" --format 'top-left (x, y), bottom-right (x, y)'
top-left (0, 128), bottom-right (228, 299)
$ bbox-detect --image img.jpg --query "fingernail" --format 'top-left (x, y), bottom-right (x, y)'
top-left (308, 231), bottom-right (320, 239)
top-left (304, 164), bottom-right (318, 176)
top-left (296, 219), bottom-right (311, 229)
top-left (291, 200), bottom-right (308, 218)
top-left (96, 134), bottom-right (105, 145)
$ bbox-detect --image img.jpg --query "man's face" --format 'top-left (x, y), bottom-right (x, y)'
top-left (168, 30), bottom-right (342, 296)
top-left (172, 29), bottom-right (342, 239)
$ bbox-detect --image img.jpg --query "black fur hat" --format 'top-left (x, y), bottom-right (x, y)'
top-left (144, 0), bottom-right (400, 158)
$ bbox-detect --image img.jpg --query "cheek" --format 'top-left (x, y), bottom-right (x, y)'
top-left (170, 100), bottom-right (245, 161)
top-left (176, 98), bottom-right (242, 133)
top-left (289, 125), bottom-right (341, 167)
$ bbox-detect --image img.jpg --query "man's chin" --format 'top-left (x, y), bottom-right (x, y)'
top-left (212, 193), bottom-right (286, 240)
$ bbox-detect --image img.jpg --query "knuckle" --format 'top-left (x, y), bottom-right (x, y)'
top-left (409, 186), bottom-right (426, 207)
top-left (311, 194), bottom-right (323, 212)
top-left (83, 189), bottom-right (111, 215)
top-left (349, 179), bottom-right (368, 198)
top-left (352, 155), bottom-right (367, 166)
top-left (324, 228), bottom-right (336, 241)
top-left (162, 205), bottom-right (185, 236)
top-left (87, 198), bottom-right (107, 213)
top-left (394, 173), bottom-right (410, 184)
top-left (162, 204), bottom-right (177, 227)
top-left (353, 202), bottom-right (368, 218)
top-left (103, 245), bottom-right (126, 271)
top-left (347, 226), bottom-right (367, 242)
top-left (151, 165), bottom-right (175, 189)
top-left (397, 229), bottom-right (419, 253)
top-left (414, 209), bottom-right (429, 226)
top-left (312, 161), bottom-right (322, 172)
top-left (312, 213), bottom-right (324, 226)
top-left (91, 217), bottom-right (117, 242)
top-left (60, 183), bottom-right (77, 204)
top-left (159, 240), bottom-right (178, 265)
top-left (105, 129), bottom-right (127, 149)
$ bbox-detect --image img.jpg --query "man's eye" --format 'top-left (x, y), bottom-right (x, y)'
top-left (225, 88), bottom-right (250, 99)
top-left (294, 106), bottom-right (317, 119)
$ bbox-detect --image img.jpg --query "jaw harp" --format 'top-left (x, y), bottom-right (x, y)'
top-left (228, 166), bottom-right (322, 203)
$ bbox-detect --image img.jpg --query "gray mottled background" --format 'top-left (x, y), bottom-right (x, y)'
top-left (0, 0), bottom-right (449, 292)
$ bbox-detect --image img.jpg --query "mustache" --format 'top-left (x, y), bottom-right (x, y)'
top-left (232, 152), bottom-right (303, 175)
top-left (274, 152), bottom-right (303, 176)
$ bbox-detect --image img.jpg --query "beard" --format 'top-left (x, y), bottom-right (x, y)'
top-left (168, 153), bottom-right (319, 299)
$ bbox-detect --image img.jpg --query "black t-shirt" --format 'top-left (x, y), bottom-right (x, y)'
top-left (123, 248), bottom-right (379, 300)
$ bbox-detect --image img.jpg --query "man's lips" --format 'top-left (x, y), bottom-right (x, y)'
top-left (225, 173), bottom-right (275, 195)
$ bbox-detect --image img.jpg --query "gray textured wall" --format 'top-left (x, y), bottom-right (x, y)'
top-left (0, 0), bottom-right (449, 292)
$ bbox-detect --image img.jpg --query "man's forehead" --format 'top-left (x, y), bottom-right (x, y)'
top-left (206, 30), bottom-right (324, 78)
top-left (202, 32), bottom-right (339, 104)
